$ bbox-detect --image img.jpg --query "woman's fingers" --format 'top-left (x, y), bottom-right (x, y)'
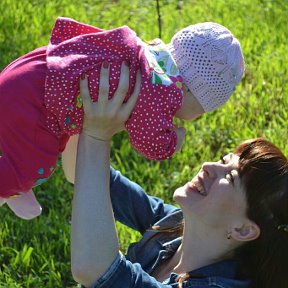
top-left (98, 62), bottom-right (110, 105)
top-left (121, 70), bottom-right (141, 118)
top-left (80, 75), bottom-right (91, 108)
top-left (112, 62), bottom-right (130, 107)
top-left (80, 61), bottom-right (140, 132)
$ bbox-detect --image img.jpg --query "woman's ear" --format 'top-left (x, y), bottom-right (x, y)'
top-left (231, 221), bottom-right (261, 242)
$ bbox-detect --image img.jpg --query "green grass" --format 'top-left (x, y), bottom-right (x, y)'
top-left (0, 0), bottom-right (287, 286)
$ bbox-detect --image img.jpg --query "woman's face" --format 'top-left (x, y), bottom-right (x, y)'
top-left (173, 153), bottom-right (248, 228)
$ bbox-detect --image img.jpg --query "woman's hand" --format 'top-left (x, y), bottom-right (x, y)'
top-left (62, 62), bottom-right (141, 184)
top-left (81, 62), bottom-right (141, 141)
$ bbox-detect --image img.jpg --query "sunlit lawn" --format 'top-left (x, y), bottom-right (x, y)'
top-left (0, 0), bottom-right (287, 286)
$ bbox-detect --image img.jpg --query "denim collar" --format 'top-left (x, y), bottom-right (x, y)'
top-left (160, 236), bottom-right (239, 279)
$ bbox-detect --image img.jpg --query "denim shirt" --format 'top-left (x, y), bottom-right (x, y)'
top-left (89, 168), bottom-right (250, 288)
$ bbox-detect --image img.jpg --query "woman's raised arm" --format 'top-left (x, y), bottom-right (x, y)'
top-left (71, 62), bottom-right (140, 287)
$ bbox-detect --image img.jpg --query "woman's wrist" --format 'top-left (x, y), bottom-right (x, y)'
top-left (82, 122), bottom-right (118, 142)
top-left (84, 133), bottom-right (112, 143)
top-left (81, 124), bottom-right (114, 142)
top-left (80, 132), bottom-right (112, 153)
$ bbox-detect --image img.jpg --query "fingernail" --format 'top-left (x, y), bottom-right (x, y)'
top-left (103, 61), bottom-right (109, 69)
top-left (81, 73), bottom-right (86, 80)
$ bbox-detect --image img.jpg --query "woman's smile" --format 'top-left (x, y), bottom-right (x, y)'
top-left (187, 174), bottom-right (207, 197)
top-left (173, 153), bottom-right (245, 219)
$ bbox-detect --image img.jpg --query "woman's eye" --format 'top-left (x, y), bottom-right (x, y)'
top-left (226, 172), bottom-right (234, 184)
top-left (220, 155), bottom-right (226, 164)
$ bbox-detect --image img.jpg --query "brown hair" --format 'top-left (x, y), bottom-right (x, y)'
top-left (234, 138), bottom-right (288, 288)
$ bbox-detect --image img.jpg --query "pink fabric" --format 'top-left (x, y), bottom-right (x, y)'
top-left (0, 47), bottom-right (66, 197)
top-left (0, 17), bottom-right (183, 199)
top-left (45, 17), bottom-right (183, 160)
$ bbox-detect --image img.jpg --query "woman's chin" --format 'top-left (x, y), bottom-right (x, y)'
top-left (173, 185), bottom-right (206, 209)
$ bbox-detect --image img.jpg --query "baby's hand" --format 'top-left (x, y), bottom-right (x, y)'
top-left (174, 127), bottom-right (186, 153)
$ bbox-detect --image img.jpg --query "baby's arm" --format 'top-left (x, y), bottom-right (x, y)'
top-left (62, 135), bottom-right (79, 184)
top-left (174, 127), bottom-right (186, 153)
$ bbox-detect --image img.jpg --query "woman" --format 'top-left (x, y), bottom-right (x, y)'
top-left (69, 63), bottom-right (288, 288)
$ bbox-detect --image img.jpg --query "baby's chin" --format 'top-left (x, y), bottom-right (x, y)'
top-left (174, 108), bottom-right (203, 121)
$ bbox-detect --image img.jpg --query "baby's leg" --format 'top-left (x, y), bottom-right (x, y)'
top-left (0, 46), bottom-right (59, 197)
top-left (62, 134), bottom-right (79, 184)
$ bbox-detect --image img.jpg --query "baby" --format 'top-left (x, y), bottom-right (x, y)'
top-left (0, 17), bottom-right (244, 219)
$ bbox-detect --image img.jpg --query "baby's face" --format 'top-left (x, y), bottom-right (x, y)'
top-left (174, 85), bottom-right (205, 120)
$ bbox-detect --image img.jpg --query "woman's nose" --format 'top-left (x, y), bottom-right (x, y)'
top-left (201, 161), bottom-right (223, 178)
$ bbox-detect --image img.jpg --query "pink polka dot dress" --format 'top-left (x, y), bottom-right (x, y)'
top-left (0, 17), bottom-right (183, 198)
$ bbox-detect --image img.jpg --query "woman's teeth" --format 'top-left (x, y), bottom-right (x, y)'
top-left (195, 181), bottom-right (207, 196)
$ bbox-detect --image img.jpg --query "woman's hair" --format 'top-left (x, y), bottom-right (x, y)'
top-left (233, 138), bottom-right (288, 288)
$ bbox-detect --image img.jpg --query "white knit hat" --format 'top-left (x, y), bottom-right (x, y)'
top-left (167, 22), bottom-right (245, 112)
